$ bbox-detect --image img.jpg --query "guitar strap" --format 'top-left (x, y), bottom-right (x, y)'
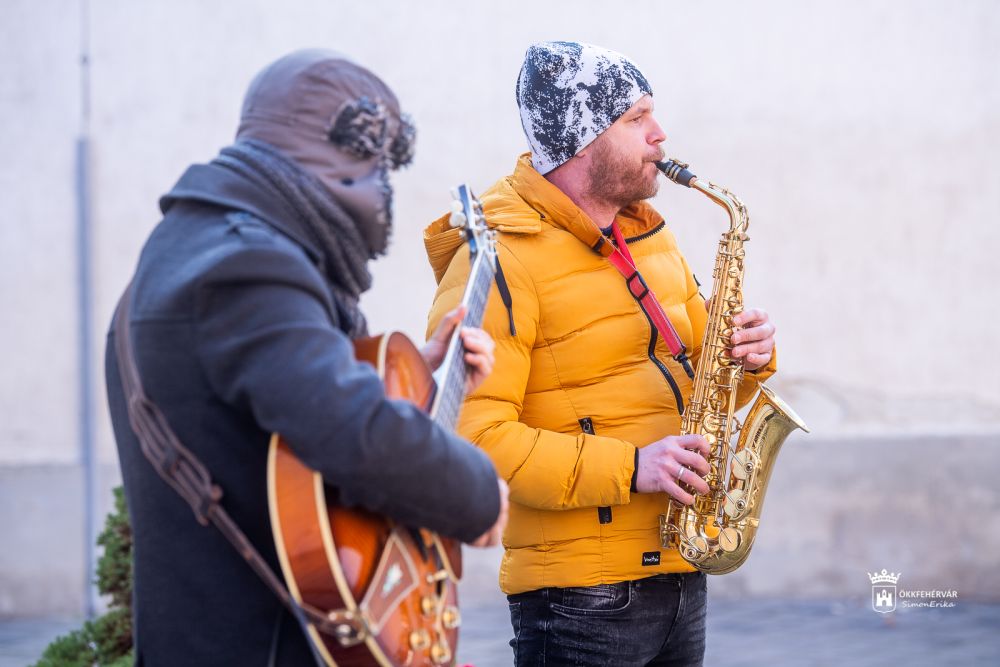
top-left (112, 282), bottom-right (361, 661)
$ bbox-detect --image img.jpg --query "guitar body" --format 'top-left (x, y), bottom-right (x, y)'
top-left (268, 332), bottom-right (463, 666)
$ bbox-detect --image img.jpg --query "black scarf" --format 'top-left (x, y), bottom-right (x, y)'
top-left (212, 139), bottom-right (371, 337)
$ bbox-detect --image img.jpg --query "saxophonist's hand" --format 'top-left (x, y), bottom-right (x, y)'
top-left (730, 307), bottom-right (775, 371)
top-left (635, 435), bottom-right (711, 505)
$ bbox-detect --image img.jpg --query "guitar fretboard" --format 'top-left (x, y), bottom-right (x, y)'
top-left (432, 251), bottom-right (496, 432)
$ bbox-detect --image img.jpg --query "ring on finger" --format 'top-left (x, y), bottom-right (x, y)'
top-left (676, 464), bottom-right (686, 483)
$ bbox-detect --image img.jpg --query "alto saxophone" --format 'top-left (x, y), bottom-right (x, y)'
top-left (655, 159), bottom-right (808, 575)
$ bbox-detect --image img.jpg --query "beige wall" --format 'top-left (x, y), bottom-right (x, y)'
top-left (1, 0), bottom-right (998, 612)
top-left (4, 0), bottom-right (998, 466)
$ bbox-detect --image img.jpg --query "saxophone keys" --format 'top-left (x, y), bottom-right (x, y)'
top-left (719, 527), bottom-right (741, 553)
top-left (716, 350), bottom-right (736, 367)
top-left (702, 413), bottom-right (724, 434)
top-left (684, 534), bottom-right (709, 558)
top-left (730, 449), bottom-right (757, 481)
top-left (723, 489), bottom-right (748, 519)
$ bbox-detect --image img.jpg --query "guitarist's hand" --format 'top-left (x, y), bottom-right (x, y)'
top-left (469, 478), bottom-right (509, 548)
top-left (422, 305), bottom-right (496, 394)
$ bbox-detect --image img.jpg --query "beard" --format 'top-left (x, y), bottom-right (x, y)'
top-left (585, 136), bottom-right (662, 210)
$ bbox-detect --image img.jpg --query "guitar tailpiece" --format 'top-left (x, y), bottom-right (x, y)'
top-left (332, 622), bottom-right (367, 648)
top-left (321, 609), bottom-right (368, 647)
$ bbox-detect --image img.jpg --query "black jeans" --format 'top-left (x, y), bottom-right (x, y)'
top-left (507, 572), bottom-right (707, 666)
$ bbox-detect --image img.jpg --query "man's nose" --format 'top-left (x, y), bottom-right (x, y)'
top-left (648, 118), bottom-right (667, 145)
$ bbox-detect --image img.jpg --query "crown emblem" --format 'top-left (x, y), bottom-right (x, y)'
top-left (867, 569), bottom-right (900, 585)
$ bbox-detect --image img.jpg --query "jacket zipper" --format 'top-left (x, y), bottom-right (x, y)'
top-left (616, 221), bottom-right (685, 414)
top-left (622, 220), bottom-right (665, 245)
top-left (640, 305), bottom-right (685, 414)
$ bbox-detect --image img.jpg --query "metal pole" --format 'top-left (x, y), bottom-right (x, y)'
top-left (76, 0), bottom-right (97, 619)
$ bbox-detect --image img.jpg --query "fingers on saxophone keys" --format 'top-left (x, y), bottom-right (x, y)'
top-left (731, 343), bottom-right (766, 360)
top-left (669, 475), bottom-right (711, 506)
top-left (743, 352), bottom-right (771, 370)
top-left (732, 327), bottom-right (774, 356)
top-left (676, 434), bottom-right (710, 459)
top-left (668, 481), bottom-right (697, 506)
top-left (678, 449), bottom-right (711, 478)
top-left (676, 465), bottom-right (710, 496)
top-left (732, 308), bottom-right (768, 328)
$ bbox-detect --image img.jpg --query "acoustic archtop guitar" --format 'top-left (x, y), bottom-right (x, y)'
top-left (267, 185), bottom-right (496, 666)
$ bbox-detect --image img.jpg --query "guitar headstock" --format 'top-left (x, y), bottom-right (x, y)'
top-left (449, 184), bottom-right (495, 262)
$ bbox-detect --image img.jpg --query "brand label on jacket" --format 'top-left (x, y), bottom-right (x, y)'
top-left (642, 551), bottom-right (661, 566)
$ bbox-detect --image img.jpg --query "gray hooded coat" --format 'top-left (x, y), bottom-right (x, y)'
top-left (105, 51), bottom-right (499, 666)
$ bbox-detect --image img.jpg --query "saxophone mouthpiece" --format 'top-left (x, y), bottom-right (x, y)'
top-left (655, 159), bottom-right (697, 188)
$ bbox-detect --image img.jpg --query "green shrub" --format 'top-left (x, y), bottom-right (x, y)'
top-left (32, 487), bottom-right (134, 666)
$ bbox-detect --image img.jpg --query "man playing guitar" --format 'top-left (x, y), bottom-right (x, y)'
top-left (106, 49), bottom-right (507, 666)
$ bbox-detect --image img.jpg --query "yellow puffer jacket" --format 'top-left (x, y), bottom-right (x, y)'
top-left (425, 154), bottom-right (776, 595)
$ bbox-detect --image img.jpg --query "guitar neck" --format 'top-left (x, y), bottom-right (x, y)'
top-left (431, 251), bottom-right (496, 431)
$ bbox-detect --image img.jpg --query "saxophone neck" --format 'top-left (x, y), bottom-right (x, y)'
top-left (656, 158), bottom-right (749, 236)
top-left (693, 180), bottom-right (749, 236)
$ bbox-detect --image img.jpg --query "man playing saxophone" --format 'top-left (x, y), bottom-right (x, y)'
top-left (425, 41), bottom-right (777, 665)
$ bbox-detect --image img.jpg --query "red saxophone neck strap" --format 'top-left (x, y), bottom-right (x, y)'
top-left (607, 221), bottom-right (695, 379)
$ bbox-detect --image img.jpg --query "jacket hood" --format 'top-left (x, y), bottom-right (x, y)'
top-left (424, 153), bottom-right (664, 283)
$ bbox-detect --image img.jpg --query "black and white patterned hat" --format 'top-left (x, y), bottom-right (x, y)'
top-left (516, 41), bottom-right (652, 175)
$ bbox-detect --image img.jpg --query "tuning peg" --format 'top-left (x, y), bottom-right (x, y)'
top-left (449, 187), bottom-right (459, 201)
top-left (448, 199), bottom-right (466, 228)
top-left (449, 211), bottom-right (467, 228)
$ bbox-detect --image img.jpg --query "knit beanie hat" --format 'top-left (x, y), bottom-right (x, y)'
top-left (516, 41), bottom-right (652, 175)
